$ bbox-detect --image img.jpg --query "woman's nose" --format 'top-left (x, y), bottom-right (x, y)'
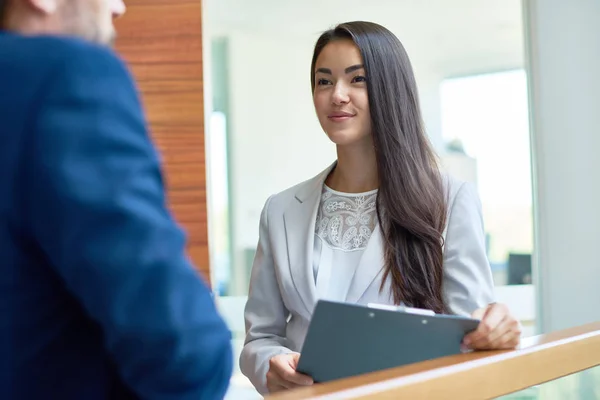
top-left (331, 83), bottom-right (350, 105)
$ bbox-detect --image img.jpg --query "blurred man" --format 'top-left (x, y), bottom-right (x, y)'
top-left (0, 1), bottom-right (233, 399)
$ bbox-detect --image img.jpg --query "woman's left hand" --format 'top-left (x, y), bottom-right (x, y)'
top-left (463, 303), bottom-right (522, 350)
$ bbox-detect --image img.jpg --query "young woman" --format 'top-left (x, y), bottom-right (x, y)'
top-left (240, 21), bottom-right (521, 395)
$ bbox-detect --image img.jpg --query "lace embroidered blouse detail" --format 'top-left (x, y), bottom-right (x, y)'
top-left (315, 185), bottom-right (378, 251)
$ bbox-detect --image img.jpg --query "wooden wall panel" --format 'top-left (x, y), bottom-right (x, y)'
top-left (114, 0), bottom-right (210, 280)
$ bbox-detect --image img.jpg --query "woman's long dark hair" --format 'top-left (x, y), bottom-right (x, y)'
top-left (311, 21), bottom-right (449, 313)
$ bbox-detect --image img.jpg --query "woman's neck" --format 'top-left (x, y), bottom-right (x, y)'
top-left (326, 141), bottom-right (379, 193)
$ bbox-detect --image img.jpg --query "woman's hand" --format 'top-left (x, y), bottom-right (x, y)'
top-left (463, 303), bottom-right (522, 350)
top-left (266, 353), bottom-right (314, 393)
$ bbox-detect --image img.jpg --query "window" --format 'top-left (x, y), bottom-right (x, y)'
top-left (440, 70), bottom-right (533, 285)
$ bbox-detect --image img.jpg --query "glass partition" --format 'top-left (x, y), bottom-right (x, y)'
top-left (500, 365), bottom-right (600, 400)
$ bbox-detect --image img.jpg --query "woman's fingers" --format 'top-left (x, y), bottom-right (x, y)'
top-left (465, 303), bottom-right (521, 350)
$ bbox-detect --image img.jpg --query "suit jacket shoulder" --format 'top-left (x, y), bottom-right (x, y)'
top-left (262, 164), bottom-right (332, 218)
top-left (0, 32), bottom-right (131, 89)
top-left (442, 172), bottom-right (468, 207)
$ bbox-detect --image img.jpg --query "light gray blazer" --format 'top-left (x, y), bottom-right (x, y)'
top-left (240, 163), bottom-right (495, 394)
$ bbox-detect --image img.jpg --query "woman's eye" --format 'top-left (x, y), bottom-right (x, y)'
top-left (352, 75), bottom-right (367, 83)
top-left (317, 78), bottom-right (331, 86)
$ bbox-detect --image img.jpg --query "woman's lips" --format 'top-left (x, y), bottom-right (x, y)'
top-left (328, 112), bottom-right (355, 122)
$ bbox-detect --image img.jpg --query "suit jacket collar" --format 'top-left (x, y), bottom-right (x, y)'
top-left (345, 226), bottom-right (386, 303)
top-left (283, 161), bottom-right (386, 315)
top-left (283, 163), bottom-right (334, 315)
top-left (293, 162), bottom-right (336, 203)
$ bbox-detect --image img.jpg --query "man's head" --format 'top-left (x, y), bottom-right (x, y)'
top-left (1, 0), bottom-right (126, 46)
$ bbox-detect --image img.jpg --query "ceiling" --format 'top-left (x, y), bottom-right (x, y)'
top-left (204, 0), bottom-right (526, 78)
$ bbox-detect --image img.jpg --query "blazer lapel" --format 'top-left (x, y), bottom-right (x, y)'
top-left (283, 163), bottom-right (335, 315)
top-left (345, 224), bottom-right (386, 303)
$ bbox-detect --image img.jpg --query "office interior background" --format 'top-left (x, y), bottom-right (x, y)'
top-left (119, 0), bottom-right (600, 398)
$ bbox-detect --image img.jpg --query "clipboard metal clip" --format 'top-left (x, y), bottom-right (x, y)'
top-left (367, 303), bottom-right (436, 316)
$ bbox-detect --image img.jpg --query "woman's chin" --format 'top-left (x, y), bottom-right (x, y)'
top-left (325, 130), bottom-right (370, 147)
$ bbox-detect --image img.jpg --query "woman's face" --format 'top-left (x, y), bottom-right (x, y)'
top-left (313, 39), bottom-right (372, 148)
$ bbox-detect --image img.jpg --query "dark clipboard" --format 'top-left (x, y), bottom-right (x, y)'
top-left (296, 300), bottom-right (479, 383)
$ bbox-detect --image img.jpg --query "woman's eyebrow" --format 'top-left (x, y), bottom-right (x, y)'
top-left (315, 64), bottom-right (364, 75)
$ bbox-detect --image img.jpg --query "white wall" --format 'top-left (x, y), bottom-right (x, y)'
top-left (226, 32), bottom-right (336, 290)
top-left (227, 31), bottom-right (335, 246)
top-left (524, 0), bottom-right (600, 333)
top-left (418, 72), bottom-right (445, 151)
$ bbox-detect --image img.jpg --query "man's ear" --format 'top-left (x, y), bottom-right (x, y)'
top-left (27, 0), bottom-right (58, 14)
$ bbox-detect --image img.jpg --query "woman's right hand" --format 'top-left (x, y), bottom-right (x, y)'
top-left (266, 353), bottom-right (314, 393)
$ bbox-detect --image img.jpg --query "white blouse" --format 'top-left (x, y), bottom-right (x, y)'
top-left (312, 184), bottom-right (379, 301)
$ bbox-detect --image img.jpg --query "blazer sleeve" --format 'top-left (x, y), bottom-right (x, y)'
top-left (23, 44), bottom-right (232, 400)
top-left (442, 181), bottom-right (496, 316)
top-left (239, 196), bottom-right (294, 395)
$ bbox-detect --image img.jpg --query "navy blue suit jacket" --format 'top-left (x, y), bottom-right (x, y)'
top-left (0, 32), bottom-right (232, 399)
